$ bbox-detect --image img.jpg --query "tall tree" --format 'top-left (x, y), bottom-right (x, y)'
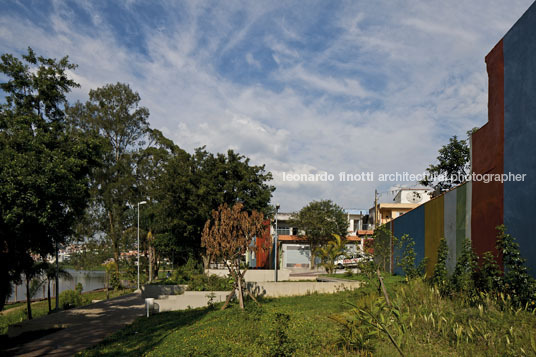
top-left (201, 203), bottom-right (267, 309)
top-left (290, 200), bottom-right (348, 268)
top-left (419, 134), bottom-right (471, 196)
top-left (68, 82), bottom-right (150, 272)
top-left (154, 147), bottom-right (275, 265)
top-left (0, 48), bottom-right (99, 310)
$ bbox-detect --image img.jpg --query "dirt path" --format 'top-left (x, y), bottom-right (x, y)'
top-left (5, 292), bottom-right (145, 356)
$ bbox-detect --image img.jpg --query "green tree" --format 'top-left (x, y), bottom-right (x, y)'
top-left (68, 82), bottom-right (150, 273)
top-left (154, 147), bottom-right (275, 266)
top-left (373, 224), bottom-right (393, 273)
top-left (291, 200), bottom-right (348, 268)
top-left (43, 262), bottom-right (72, 312)
top-left (0, 48), bottom-right (99, 311)
top-left (315, 234), bottom-right (347, 274)
top-left (419, 134), bottom-right (471, 196)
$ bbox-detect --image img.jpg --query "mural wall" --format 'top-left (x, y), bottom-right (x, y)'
top-left (390, 2), bottom-right (536, 277)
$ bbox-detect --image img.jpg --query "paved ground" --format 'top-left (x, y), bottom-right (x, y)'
top-left (5, 292), bottom-right (145, 356)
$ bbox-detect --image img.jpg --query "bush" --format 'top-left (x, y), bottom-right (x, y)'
top-left (59, 289), bottom-right (85, 310)
top-left (171, 257), bottom-right (203, 284)
top-left (75, 282), bottom-right (84, 294)
top-left (188, 274), bottom-right (233, 291)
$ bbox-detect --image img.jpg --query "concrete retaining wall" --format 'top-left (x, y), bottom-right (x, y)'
top-left (206, 269), bottom-right (291, 282)
top-left (154, 291), bottom-right (231, 312)
top-left (152, 281), bottom-right (361, 312)
top-left (246, 281), bottom-right (361, 298)
top-left (141, 285), bottom-right (187, 299)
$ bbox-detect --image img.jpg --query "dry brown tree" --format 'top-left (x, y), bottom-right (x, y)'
top-left (201, 203), bottom-right (269, 309)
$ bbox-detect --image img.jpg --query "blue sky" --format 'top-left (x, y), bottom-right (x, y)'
top-left (1, 0), bottom-right (533, 211)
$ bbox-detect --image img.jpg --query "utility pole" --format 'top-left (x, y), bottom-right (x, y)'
top-left (374, 189), bottom-right (379, 228)
top-left (55, 240), bottom-right (59, 310)
top-left (274, 204), bottom-right (280, 282)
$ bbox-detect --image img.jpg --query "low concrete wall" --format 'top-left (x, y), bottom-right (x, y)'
top-left (154, 291), bottom-right (231, 312)
top-left (206, 269), bottom-right (290, 282)
top-left (141, 285), bottom-right (187, 299)
top-left (246, 281), bottom-right (361, 298)
top-left (152, 281), bottom-right (361, 312)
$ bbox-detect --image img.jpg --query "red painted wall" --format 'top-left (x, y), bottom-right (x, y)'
top-left (471, 40), bottom-right (504, 259)
top-left (256, 220), bottom-right (272, 268)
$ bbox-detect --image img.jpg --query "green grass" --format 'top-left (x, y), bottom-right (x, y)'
top-left (0, 289), bottom-right (132, 336)
top-left (79, 290), bottom-right (371, 357)
top-left (79, 274), bottom-right (536, 356)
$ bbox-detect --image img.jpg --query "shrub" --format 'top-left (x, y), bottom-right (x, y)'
top-left (171, 257), bottom-right (203, 284)
top-left (450, 238), bottom-right (478, 296)
top-left (75, 282), bottom-right (83, 294)
top-left (495, 225), bottom-right (536, 307)
top-left (431, 238), bottom-right (449, 295)
top-left (59, 289), bottom-right (84, 310)
top-left (394, 234), bottom-right (427, 279)
top-left (188, 274), bottom-right (233, 291)
top-left (263, 312), bottom-right (297, 357)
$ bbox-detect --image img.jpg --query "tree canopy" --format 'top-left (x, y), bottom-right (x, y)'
top-left (0, 48), bottom-right (100, 310)
top-left (0, 48), bottom-right (276, 309)
top-left (419, 134), bottom-right (472, 196)
top-left (290, 200), bottom-right (348, 268)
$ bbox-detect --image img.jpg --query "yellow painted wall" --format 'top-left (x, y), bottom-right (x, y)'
top-left (424, 196), bottom-right (444, 276)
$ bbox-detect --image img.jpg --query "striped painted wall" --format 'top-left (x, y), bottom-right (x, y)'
top-left (391, 182), bottom-right (471, 275)
top-left (390, 2), bottom-right (536, 278)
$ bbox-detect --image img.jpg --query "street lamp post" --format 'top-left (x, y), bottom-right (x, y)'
top-left (137, 201), bottom-right (147, 291)
top-left (274, 204), bottom-right (280, 282)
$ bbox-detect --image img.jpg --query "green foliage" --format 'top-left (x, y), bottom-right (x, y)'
top-left (431, 238), bottom-right (449, 294)
top-left (59, 289), bottom-right (85, 310)
top-left (495, 225), bottom-right (536, 307)
top-left (315, 234), bottom-right (347, 274)
top-left (170, 257), bottom-right (203, 284)
top-left (75, 282), bottom-right (83, 294)
top-left (477, 251), bottom-right (502, 293)
top-left (373, 224), bottom-right (392, 272)
top-left (0, 47), bottom-right (100, 310)
top-left (188, 274), bottom-right (234, 292)
top-left (394, 234), bottom-right (426, 279)
top-left (290, 200), bottom-right (348, 267)
top-left (264, 312), bottom-right (297, 357)
top-left (419, 134), bottom-right (470, 195)
top-left (450, 239), bottom-right (478, 296)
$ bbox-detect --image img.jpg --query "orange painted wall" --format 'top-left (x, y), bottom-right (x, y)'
top-left (471, 40), bottom-right (504, 259)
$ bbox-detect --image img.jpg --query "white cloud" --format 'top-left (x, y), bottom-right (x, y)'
top-left (0, 0), bottom-right (533, 212)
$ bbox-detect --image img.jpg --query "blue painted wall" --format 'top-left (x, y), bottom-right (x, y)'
top-left (503, 2), bottom-right (536, 276)
top-left (392, 205), bottom-right (425, 275)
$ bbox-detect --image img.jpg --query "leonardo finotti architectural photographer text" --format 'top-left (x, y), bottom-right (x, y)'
top-left (281, 171), bottom-right (527, 183)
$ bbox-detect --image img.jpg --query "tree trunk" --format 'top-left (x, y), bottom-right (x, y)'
top-left (202, 254), bottom-right (211, 271)
top-left (221, 288), bottom-right (236, 310)
top-left (25, 278), bottom-right (32, 320)
top-left (310, 245), bottom-right (316, 269)
top-left (237, 275), bottom-right (244, 309)
top-left (47, 280), bottom-right (51, 312)
top-left (149, 248), bottom-right (153, 283)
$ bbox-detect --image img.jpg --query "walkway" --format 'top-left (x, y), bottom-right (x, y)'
top-left (5, 292), bottom-right (145, 356)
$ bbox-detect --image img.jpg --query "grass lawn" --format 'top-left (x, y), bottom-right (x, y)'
top-left (80, 274), bottom-right (536, 356)
top-left (0, 289), bottom-right (133, 336)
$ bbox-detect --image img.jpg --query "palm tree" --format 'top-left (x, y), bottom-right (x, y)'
top-left (43, 262), bottom-right (72, 312)
top-left (23, 261), bottom-right (46, 320)
top-left (315, 234), bottom-right (348, 274)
